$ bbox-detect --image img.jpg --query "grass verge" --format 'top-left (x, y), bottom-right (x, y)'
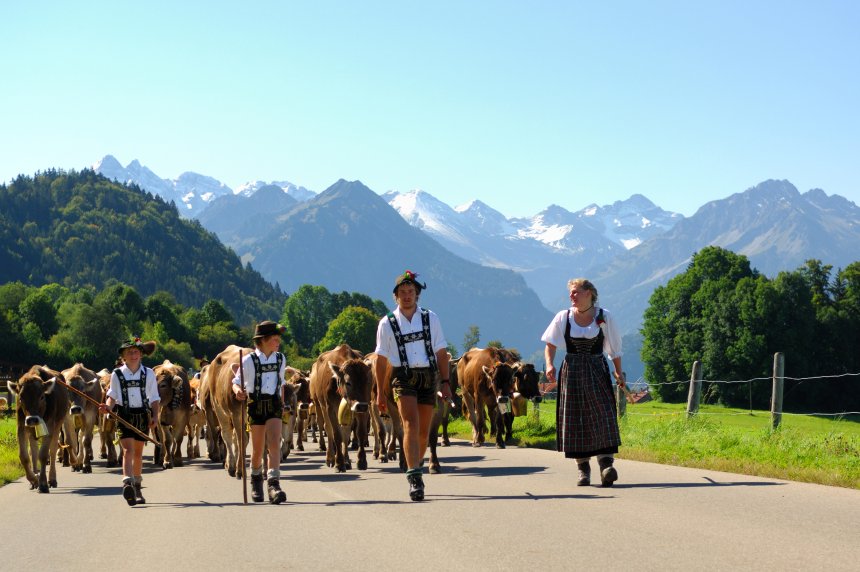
top-left (443, 400), bottom-right (860, 489)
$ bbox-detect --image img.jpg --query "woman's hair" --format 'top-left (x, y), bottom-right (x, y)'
top-left (567, 278), bottom-right (598, 303)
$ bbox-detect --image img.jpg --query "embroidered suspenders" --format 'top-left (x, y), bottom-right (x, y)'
top-left (115, 368), bottom-right (150, 412)
top-left (248, 352), bottom-right (283, 401)
top-left (386, 309), bottom-right (437, 373)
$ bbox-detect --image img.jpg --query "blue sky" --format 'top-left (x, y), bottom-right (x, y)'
top-left (2, 1), bottom-right (858, 217)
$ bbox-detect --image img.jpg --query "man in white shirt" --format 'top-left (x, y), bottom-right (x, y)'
top-left (374, 270), bottom-right (453, 501)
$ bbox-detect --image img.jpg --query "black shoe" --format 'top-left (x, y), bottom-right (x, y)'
top-left (598, 458), bottom-right (618, 487)
top-left (267, 478), bottom-right (286, 505)
top-left (134, 483), bottom-right (146, 504)
top-left (407, 472), bottom-right (425, 501)
top-left (576, 462), bottom-right (591, 486)
top-left (251, 474), bottom-right (265, 503)
top-left (122, 483), bottom-right (137, 506)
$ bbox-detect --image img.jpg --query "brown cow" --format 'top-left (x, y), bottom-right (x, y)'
top-left (501, 361), bottom-right (542, 440)
top-left (207, 345), bottom-right (253, 478)
top-left (196, 363), bottom-right (225, 464)
top-left (309, 345), bottom-right (372, 472)
top-left (8, 365), bottom-right (78, 492)
top-left (152, 361), bottom-right (192, 469)
top-left (458, 347), bottom-right (517, 448)
top-left (95, 368), bottom-right (120, 467)
top-left (279, 378), bottom-right (298, 461)
top-left (290, 370), bottom-right (312, 451)
top-left (60, 363), bottom-right (101, 473)
top-left (187, 373), bottom-right (204, 458)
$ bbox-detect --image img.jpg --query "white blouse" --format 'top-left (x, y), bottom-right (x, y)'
top-left (541, 307), bottom-right (623, 360)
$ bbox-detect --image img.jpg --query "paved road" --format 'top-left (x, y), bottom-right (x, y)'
top-left (1, 439), bottom-right (857, 571)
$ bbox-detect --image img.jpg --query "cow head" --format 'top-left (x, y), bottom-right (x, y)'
top-left (328, 359), bottom-right (371, 415)
top-left (512, 362), bottom-right (541, 401)
top-left (289, 369), bottom-right (312, 418)
top-left (65, 373), bottom-right (97, 421)
top-left (155, 364), bottom-right (184, 425)
top-left (481, 361), bottom-right (515, 413)
top-left (9, 372), bottom-right (58, 434)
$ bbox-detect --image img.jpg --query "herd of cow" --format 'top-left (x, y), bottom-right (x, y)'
top-left (7, 344), bottom-right (542, 494)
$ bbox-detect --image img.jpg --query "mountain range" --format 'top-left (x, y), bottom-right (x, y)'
top-left (93, 156), bottom-right (860, 359)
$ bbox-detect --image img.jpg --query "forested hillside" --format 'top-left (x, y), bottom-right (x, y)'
top-left (0, 169), bottom-right (284, 324)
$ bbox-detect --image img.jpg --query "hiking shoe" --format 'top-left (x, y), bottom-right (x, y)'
top-left (407, 472), bottom-right (425, 501)
top-left (577, 462), bottom-right (591, 486)
top-left (598, 458), bottom-right (618, 487)
top-left (134, 483), bottom-right (146, 504)
top-left (251, 473), bottom-right (265, 503)
top-left (122, 483), bottom-right (137, 506)
top-left (267, 478), bottom-right (286, 505)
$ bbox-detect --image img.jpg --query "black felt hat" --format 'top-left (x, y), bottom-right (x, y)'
top-left (253, 320), bottom-right (287, 339)
top-left (118, 337), bottom-right (157, 356)
top-left (393, 269), bottom-right (427, 294)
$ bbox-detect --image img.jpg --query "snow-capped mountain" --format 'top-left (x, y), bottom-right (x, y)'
top-left (93, 155), bottom-right (313, 218)
top-left (384, 189), bottom-right (683, 308)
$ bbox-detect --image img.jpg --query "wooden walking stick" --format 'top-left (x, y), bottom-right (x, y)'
top-left (238, 349), bottom-right (248, 505)
top-left (52, 375), bottom-right (159, 445)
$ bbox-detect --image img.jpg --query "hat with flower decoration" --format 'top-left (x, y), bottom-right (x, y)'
top-left (393, 269), bottom-right (427, 294)
top-left (118, 336), bottom-right (157, 356)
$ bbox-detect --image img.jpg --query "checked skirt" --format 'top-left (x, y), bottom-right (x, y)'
top-left (556, 352), bottom-right (621, 458)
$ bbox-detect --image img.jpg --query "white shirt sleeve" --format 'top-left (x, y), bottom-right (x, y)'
top-left (540, 309), bottom-right (569, 349)
top-left (429, 311), bottom-right (447, 354)
top-left (601, 310), bottom-right (623, 360)
top-left (232, 353), bottom-right (255, 391)
top-left (106, 371), bottom-right (121, 404)
top-left (375, 316), bottom-right (397, 362)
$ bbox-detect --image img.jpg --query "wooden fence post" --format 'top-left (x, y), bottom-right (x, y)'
top-left (686, 361), bottom-right (702, 418)
top-left (771, 352), bottom-right (785, 430)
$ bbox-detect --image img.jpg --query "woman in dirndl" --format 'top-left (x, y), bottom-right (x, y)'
top-left (542, 278), bottom-right (625, 487)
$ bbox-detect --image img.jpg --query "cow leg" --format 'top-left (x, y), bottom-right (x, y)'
top-left (355, 412), bottom-right (368, 470)
top-left (462, 391), bottom-right (481, 447)
top-left (441, 402), bottom-right (452, 447)
top-left (172, 412), bottom-right (187, 467)
top-left (494, 409), bottom-right (506, 449)
top-left (214, 408), bottom-right (238, 477)
top-left (504, 411), bottom-right (514, 444)
top-left (18, 426), bottom-right (38, 489)
top-left (338, 424), bottom-right (352, 471)
top-left (428, 412), bottom-right (442, 474)
top-left (281, 415), bottom-right (294, 461)
top-left (295, 416), bottom-right (305, 451)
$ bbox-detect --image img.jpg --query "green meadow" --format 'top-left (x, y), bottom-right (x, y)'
top-left (445, 399), bottom-right (860, 489)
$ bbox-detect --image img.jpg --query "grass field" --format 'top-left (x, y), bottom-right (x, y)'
top-left (445, 400), bottom-right (860, 489)
top-left (3, 401), bottom-right (859, 488)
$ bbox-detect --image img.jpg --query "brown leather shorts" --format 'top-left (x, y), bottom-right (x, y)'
top-left (392, 367), bottom-right (438, 406)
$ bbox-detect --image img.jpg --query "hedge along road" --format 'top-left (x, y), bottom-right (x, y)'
top-left (0, 439), bottom-right (857, 571)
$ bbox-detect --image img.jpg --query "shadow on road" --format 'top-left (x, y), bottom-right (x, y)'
top-left (445, 464), bottom-right (549, 477)
top-left (613, 477), bottom-right (784, 489)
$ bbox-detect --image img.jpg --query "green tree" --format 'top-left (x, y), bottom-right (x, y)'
top-left (463, 325), bottom-right (480, 353)
top-left (19, 289), bottom-right (58, 340)
top-left (282, 285), bottom-right (335, 353)
top-left (317, 306), bottom-right (378, 354)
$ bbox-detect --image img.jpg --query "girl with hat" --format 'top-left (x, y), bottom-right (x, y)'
top-left (232, 320), bottom-right (290, 504)
top-left (99, 337), bottom-right (160, 506)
